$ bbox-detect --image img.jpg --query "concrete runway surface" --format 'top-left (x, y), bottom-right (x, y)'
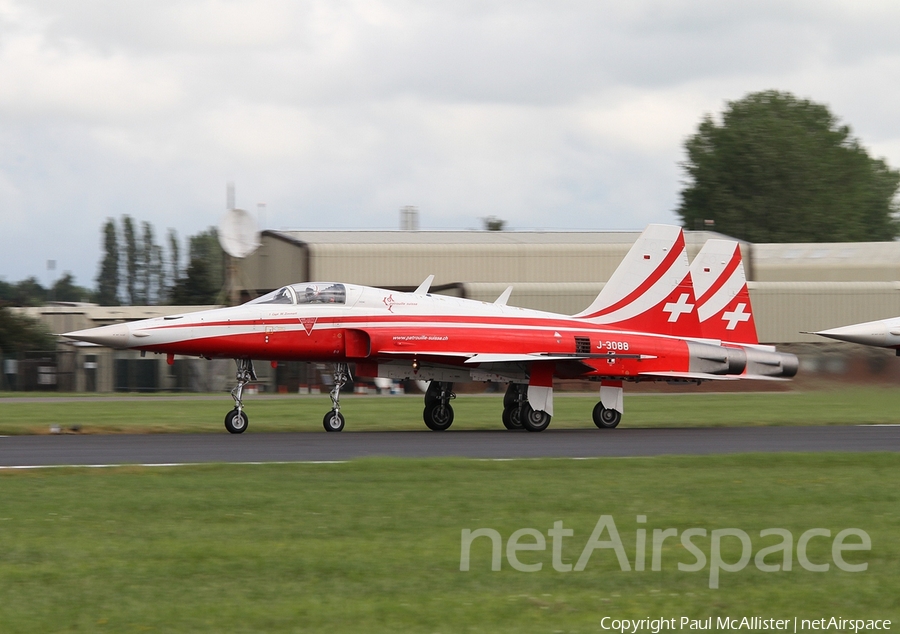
top-left (1, 425), bottom-right (899, 467)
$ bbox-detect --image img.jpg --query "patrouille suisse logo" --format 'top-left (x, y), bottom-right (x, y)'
top-left (299, 317), bottom-right (317, 335)
top-left (383, 294), bottom-right (417, 313)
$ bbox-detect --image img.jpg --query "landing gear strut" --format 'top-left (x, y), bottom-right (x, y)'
top-left (423, 381), bottom-right (455, 431)
top-left (594, 382), bottom-right (623, 429)
top-left (501, 383), bottom-right (526, 430)
top-left (225, 358), bottom-right (256, 434)
top-left (323, 363), bottom-right (350, 432)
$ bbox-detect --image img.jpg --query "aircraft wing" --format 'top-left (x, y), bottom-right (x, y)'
top-left (638, 371), bottom-right (738, 381)
top-left (377, 350), bottom-right (477, 359)
top-left (463, 353), bottom-right (652, 364)
top-left (377, 351), bottom-right (654, 364)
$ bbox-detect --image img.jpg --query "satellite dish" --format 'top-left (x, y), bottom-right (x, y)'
top-left (218, 208), bottom-right (260, 259)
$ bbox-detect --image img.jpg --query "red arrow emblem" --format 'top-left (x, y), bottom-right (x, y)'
top-left (299, 317), bottom-right (317, 335)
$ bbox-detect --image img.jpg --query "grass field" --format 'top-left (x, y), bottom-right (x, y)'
top-left (3, 386), bottom-right (900, 434)
top-left (0, 454), bottom-right (897, 633)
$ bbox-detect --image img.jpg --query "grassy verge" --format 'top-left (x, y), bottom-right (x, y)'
top-left (0, 454), bottom-right (897, 632)
top-left (3, 386), bottom-right (900, 434)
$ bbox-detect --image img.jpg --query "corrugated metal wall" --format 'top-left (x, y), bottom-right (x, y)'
top-left (749, 282), bottom-right (900, 343)
top-left (461, 282), bottom-right (606, 316)
top-left (307, 244), bottom-right (631, 285)
top-left (751, 243), bottom-right (900, 281)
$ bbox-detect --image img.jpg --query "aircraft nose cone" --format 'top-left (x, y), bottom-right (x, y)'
top-left (815, 320), bottom-right (888, 347)
top-left (63, 323), bottom-right (131, 348)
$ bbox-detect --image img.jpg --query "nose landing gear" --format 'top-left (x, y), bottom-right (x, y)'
top-left (323, 363), bottom-right (351, 432)
top-left (226, 359), bottom-right (257, 434)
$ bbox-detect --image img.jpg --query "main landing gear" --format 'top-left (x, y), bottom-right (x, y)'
top-left (501, 383), bottom-right (551, 432)
top-left (323, 363), bottom-right (350, 432)
top-left (423, 381), bottom-right (455, 431)
top-left (592, 382), bottom-right (623, 429)
top-left (502, 383), bottom-right (524, 430)
top-left (592, 403), bottom-right (622, 429)
top-left (225, 358), bottom-right (256, 434)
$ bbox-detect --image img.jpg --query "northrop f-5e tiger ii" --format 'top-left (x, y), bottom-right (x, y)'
top-left (64, 225), bottom-right (798, 433)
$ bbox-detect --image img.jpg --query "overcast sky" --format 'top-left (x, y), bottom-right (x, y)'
top-left (2, 0), bottom-right (899, 289)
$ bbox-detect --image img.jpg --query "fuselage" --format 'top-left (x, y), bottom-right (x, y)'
top-left (815, 317), bottom-right (900, 350)
top-left (66, 281), bottom-right (757, 381)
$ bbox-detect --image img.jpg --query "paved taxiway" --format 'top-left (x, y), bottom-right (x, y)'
top-left (1, 425), bottom-right (899, 467)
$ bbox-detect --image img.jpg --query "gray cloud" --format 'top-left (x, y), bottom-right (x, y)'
top-left (1, 0), bottom-right (899, 287)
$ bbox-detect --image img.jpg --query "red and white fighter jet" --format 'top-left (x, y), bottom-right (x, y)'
top-left (64, 225), bottom-right (797, 433)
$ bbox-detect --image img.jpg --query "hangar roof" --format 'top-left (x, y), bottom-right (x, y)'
top-left (266, 229), bottom-right (725, 246)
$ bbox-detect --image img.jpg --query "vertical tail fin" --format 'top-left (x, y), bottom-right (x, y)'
top-left (690, 239), bottom-right (758, 345)
top-left (575, 224), bottom-right (702, 338)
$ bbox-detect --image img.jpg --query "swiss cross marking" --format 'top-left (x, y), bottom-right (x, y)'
top-left (663, 293), bottom-right (694, 323)
top-left (722, 303), bottom-right (751, 330)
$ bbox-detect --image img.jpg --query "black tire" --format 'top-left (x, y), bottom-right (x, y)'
top-left (520, 404), bottom-right (551, 432)
top-left (592, 402), bottom-right (622, 429)
top-left (224, 408), bottom-right (248, 434)
top-left (423, 403), bottom-right (454, 431)
top-left (502, 406), bottom-right (523, 430)
top-left (323, 411), bottom-right (345, 432)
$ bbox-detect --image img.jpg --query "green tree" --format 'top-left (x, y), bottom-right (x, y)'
top-left (168, 228), bottom-right (224, 305)
top-left (140, 221), bottom-right (164, 305)
top-left (96, 219), bottom-right (120, 305)
top-left (8, 278), bottom-right (47, 307)
top-left (170, 257), bottom-right (219, 305)
top-left (482, 216), bottom-right (506, 231)
top-left (51, 273), bottom-right (92, 303)
top-left (188, 228), bottom-right (224, 291)
top-left (166, 228), bottom-right (180, 303)
top-left (122, 215), bottom-right (139, 304)
top-left (0, 279), bottom-right (14, 303)
top-left (677, 90), bottom-right (900, 242)
top-left (0, 306), bottom-right (57, 354)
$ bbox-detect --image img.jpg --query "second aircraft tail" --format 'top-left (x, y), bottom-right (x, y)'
top-left (690, 239), bottom-right (759, 345)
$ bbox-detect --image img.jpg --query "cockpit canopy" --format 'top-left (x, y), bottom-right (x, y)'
top-left (247, 283), bottom-right (347, 306)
